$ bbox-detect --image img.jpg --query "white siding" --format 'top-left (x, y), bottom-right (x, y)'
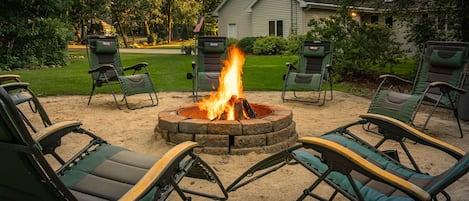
top-left (216, 0), bottom-right (252, 39)
top-left (300, 8), bottom-right (336, 35)
top-left (251, 0), bottom-right (292, 37)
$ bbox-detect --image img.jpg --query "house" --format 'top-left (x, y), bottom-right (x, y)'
top-left (212, 0), bottom-right (412, 52)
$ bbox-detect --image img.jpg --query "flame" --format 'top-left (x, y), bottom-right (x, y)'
top-left (197, 45), bottom-right (245, 120)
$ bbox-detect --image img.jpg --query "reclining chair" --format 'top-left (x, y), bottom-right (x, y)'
top-left (0, 86), bottom-right (228, 200)
top-left (227, 114), bottom-right (468, 201)
top-left (368, 41), bottom-right (469, 138)
top-left (86, 35), bottom-right (158, 110)
top-left (0, 75), bottom-right (52, 132)
top-left (186, 36), bottom-right (227, 102)
top-left (281, 41), bottom-right (333, 105)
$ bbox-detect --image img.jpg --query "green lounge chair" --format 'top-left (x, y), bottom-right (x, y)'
top-left (186, 36), bottom-right (227, 102)
top-left (86, 35), bottom-right (158, 110)
top-left (368, 41), bottom-right (469, 138)
top-left (281, 41), bottom-right (333, 105)
top-left (227, 114), bottom-right (468, 201)
top-left (0, 86), bottom-right (227, 201)
top-left (0, 75), bottom-right (52, 132)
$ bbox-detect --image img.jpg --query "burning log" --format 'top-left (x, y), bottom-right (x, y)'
top-left (216, 96), bottom-right (256, 120)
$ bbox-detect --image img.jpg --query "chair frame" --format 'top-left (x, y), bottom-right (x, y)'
top-left (86, 35), bottom-right (158, 110)
top-left (227, 114), bottom-right (467, 201)
top-left (186, 36), bottom-right (227, 102)
top-left (0, 86), bottom-right (228, 201)
top-left (368, 41), bottom-right (469, 138)
top-left (281, 40), bottom-right (334, 106)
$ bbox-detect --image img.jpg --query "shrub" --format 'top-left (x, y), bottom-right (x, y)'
top-left (252, 36), bottom-right (287, 55)
top-left (237, 37), bottom-right (259, 54)
top-left (226, 37), bottom-right (238, 48)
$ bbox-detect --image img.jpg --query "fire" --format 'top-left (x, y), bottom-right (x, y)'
top-left (197, 45), bottom-right (246, 120)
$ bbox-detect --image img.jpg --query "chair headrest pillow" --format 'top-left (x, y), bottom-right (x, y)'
top-left (303, 46), bottom-right (325, 57)
top-left (203, 42), bottom-right (225, 53)
top-left (430, 50), bottom-right (465, 68)
top-left (96, 40), bottom-right (118, 54)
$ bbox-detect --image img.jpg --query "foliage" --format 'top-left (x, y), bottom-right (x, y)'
top-left (180, 41), bottom-right (195, 55)
top-left (284, 34), bottom-right (307, 56)
top-left (226, 38), bottom-right (238, 49)
top-left (0, 1), bottom-right (74, 69)
top-left (370, 0), bottom-right (469, 48)
top-left (306, 6), bottom-right (404, 81)
top-left (237, 37), bottom-right (260, 54)
top-left (252, 36), bottom-right (288, 55)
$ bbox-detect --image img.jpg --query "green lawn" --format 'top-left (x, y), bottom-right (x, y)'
top-left (6, 51), bottom-right (290, 96)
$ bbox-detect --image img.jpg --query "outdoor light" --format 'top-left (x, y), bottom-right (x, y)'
top-left (350, 11), bottom-right (358, 17)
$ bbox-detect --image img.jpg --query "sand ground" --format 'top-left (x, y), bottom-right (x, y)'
top-left (20, 91), bottom-right (469, 200)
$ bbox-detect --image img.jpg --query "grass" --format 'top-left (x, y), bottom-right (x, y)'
top-left (6, 51), bottom-right (290, 96)
top-left (3, 50), bottom-right (416, 97)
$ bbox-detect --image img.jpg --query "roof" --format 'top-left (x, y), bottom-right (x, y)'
top-left (212, 0), bottom-right (382, 16)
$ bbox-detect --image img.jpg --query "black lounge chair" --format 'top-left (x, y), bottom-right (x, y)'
top-left (0, 86), bottom-right (227, 200)
top-left (86, 35), bottom-right (158, 110)
top-left (281, 41), bottom-right (333, 105)
top-left (368, 41), bottom-right (469, 138)
top-left (227, 114), bottom-right (468, 201)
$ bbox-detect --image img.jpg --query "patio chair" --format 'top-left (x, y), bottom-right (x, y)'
top-left (86, 35), bottom-right (158, 110)
top-left (281, 41), bottom-right (333, 105)
top-left (227, 113), bottom-right (468, 201)
top-left (0, 75), bottom-right (52, 132)
top-left (186, 36), bottom-right (227, 102)
top-left (0, 86), bottom-right (228, 201)
top-left (368, 41), bottom-right (469, 138)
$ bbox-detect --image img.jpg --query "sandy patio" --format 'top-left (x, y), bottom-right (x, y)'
top-left (23, 90), bottom-right (469, 200)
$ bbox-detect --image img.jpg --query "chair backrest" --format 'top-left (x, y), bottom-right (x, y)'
top-left (86, 35), bottom-right (123, 80)
top-left (0, 87), bottom-right (74, 200)
top-left (297, 41), bottom-right (332, 74)
top-left (413, 41), bottom-right (469, 104)
top-left (196, 36), bottom-right (227, 73)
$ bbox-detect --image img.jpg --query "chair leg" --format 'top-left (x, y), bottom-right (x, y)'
top-left (88, 83), bottom-right (96, 105)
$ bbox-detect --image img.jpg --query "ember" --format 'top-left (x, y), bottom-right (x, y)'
top-left (197, 46), bottom-right (254, 120)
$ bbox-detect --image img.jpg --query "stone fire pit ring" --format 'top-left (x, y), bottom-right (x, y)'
top-left (155, 103), bottom-right (297, 155)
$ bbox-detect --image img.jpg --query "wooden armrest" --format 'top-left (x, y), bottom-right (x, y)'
top-left (379, 74), bottom-right (413, 85)
top-left (298, 137), bottom-right (431, 201)
top-left (1, 82), bottom-right (30, 91)
top-left (123, 62), bottom-right (149, 71)
top-left (0, 74), bottom-right (21, 84)
top-left (34, 121), bottom-right (83, 142)
top-left (88, 64), bottom-right (114, 74)
top-left (360, 113), bottom-right (465, 159)
top-left (120, 141), bottom-right (199, 200)
top-left (428, 81), bottom-right (466, 94)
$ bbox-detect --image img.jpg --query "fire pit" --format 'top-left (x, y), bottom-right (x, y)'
top-left (155, 46), bottom-right (297, 154)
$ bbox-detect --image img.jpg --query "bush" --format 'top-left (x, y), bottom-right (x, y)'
top-left (252, 36), bottom-right (287, 55)
top-left (226, 37), bottom-right (238, 48)
top-left (0, 18), bottom-right (73, 69)
top-left (237, 37), bottom-right (259, 54)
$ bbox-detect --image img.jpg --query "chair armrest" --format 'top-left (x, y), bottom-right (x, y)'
top-left (325, 64), bottom-right (333, 73)
top-left (379, 74), bottom-right (413, 86)
top-left (88, 64), bottom-right (114, 74)
top-left (1, 82), bottom-right (30, 91)
top-left (286, 62), bottom-right (297, 71)
top-left (360, 113), bottom-right (465, 159)
top-left (0, 74), bottom-right (21, 84)
top-left (123, 62), bottom-right (148, 71)
top-left (120, 141), bottom-right (199, 200)
top-left (191, 61), bottom-right (196, 69)
top-left (33, 121), bottom-right (83, 142)
top-left (428, 81), bottom-right (466, 94)
top-left (298, 137), bottom-right (431, 201)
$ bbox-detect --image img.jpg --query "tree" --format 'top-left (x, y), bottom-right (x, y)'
top-left (307, 4), bottom-right (403, 81)
top-left (0, 0), bottom-right (74, 69)
top-left (371, 0), bottom-right (469, 49)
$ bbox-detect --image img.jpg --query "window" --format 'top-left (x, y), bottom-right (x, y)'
top-left (385, 17), bottom-right (393, 27)
top-left (371, 15), bottom-right (379, 24)
top-left (268, 20), bottom-right (283, 37)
